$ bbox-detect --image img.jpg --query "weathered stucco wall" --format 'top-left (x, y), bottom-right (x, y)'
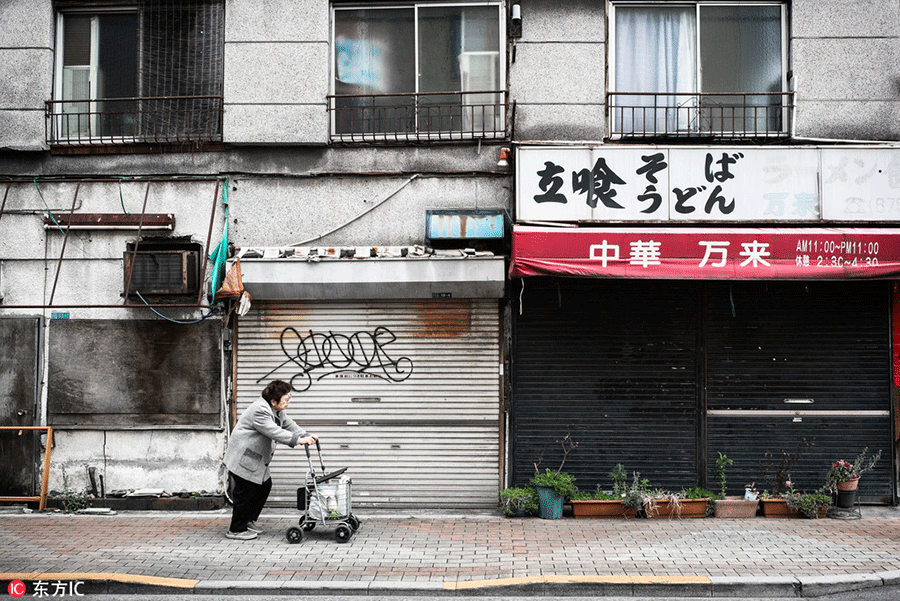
top-left (49, 430), bottom-right (227, 495)
top-left (509, 0), bottom-right (606, 141)
top-left (791, 0), bottom-right (900, 140)
top-left (224, 0), bottom-right (329, 144)
top-left (0, 0), bottom-right (52, 151)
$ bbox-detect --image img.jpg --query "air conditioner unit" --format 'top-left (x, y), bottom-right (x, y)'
top-left (123, 249), bottom-right (200, 295)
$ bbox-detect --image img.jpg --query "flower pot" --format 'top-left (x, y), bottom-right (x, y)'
top-left (571, 499), bottom-right (637, 519)
top-left (837, 479), bottom-right (859, 491)
top-left (760, 498), bottom-right (801, 518)
top-left (836, 489), bottom-right (857, 508)
top-left (645, 498), bottom-right (709, 518)
top-left (535, 485), bottom-right (564, 519)
top-left (714, 497), bottom-right (759, 518)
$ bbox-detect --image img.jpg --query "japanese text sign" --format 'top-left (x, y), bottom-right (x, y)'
top-left (516, 147), bottom-right (900, 223)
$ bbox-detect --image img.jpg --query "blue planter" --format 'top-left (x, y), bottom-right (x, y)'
top-left (535, 485), bottom-right (564, 519)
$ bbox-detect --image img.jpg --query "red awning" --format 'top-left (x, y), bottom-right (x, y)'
top-left (510, 225), bottom-right (900, 280)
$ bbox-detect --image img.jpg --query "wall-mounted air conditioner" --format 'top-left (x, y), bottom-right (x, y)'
top-left (123, 248), bottom-right (200, 296)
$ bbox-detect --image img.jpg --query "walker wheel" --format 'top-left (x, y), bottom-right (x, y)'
top-left (348, 515), bottom-right (361, 531)
top-left (334, 525), bottom-right (352, 543)
top-left (302, 522), bottom-right (316, 531)
top-left (286, 527), bottom-right (303, 544)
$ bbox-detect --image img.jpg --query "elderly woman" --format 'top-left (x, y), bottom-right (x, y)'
top-left (224, 379), bottom-right (316, 540)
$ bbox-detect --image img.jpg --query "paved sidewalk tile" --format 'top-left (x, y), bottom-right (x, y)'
top-left (2, 508), bottom-right (900, 595)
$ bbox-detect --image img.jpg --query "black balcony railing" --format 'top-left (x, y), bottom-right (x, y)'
top-left (45, 95), bottom-right (224, 146)
top-left (328, 90), bottom-right (508, 142)
top-left (608, 92), bottom-right (793, 140)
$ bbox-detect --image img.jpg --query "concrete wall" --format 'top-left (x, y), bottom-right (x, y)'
top-left (49, 430), bottom-right (226, 495)
top-left (0, 0), bottom-right (53, 150)
top-left (0, 0), bottom-right (52, 151)
top-left (510, 0), bottom-right (606, 141)
top-left (224, 0), bottom-right (330, 144)
top-left (0, 178), bottom-right (224, 308)
top-left (791, 0), bottom-right (900, 140)
top-left (0, 176), bottom-right (227, 496)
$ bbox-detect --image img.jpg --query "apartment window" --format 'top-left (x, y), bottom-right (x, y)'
top-left (609, 2), bottom-right (789, 139)
top-left (330, 2), bottom-right (506, 142)
top-left (50, 0), bottom-right (224, 147)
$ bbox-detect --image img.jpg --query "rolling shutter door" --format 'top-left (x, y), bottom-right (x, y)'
top-left (511, 278), bottom-right (700, 491)
top-left (705, 281), bottom-right (892, 502)
top-left (235, 299), bottom-right (500, 508)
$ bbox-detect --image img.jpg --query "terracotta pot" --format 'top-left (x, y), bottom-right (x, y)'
top-left (837, 479), bottom-right (859, 491)
top-left (760, 498), bottom-right (801, 518)
top-left (714, 497), bottom-right (759, 518)
top-left (645, 498), bottom-right (709, 518)
top-left (571, 499), bottom-right (637, 519)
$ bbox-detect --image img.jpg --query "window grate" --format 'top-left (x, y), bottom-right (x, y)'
top-left (607, 92), bottom-right (793, 140)
top-left (48, 0), bottom-right (224, 147)
top-left (328, 90), bottom-right (508, 143)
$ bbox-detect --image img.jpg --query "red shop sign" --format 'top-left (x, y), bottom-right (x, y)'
top-left (510, 226), bottom-right (900, 280)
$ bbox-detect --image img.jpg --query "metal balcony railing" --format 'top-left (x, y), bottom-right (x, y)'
top-left (328, 90), bottom-right (508, 142)
top-left (608, 92), bottom-right (793, 140)
top-left (45, 95), bottom-right (224, 146)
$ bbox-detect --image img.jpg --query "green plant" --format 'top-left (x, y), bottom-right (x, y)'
top-left (609, 463), bottom-right (628, 496)
top-left (681, 486), bottom-right (716, 516)
top-left (784, 488), bottom-right (831, 519)
top-left (592, 488), bottom-right (620, 501)
top-left (622, 472), bottom-right (652, 510)
top-left (530, 469), bottom-right (577, 499)
top-left (681, 486), bottom-right (717, 500)
top-left (500, 487), bottom-right (538, 516)
top-left (530, 433), bottom-right (578, 499)
top-left (571, 486), bottom-right (620, 501)
top-left (825, 448), bottom-right (881, 494)
top-left (714, 452), bottom-right (733, 499)
top-left (58, 466), bottom-right (91, 514)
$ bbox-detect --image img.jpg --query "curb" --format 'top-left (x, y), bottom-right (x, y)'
top-left (7, 572), bottom-right (897, 597)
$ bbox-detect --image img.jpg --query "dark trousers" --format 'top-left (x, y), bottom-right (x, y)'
top-left (229, 472), bottom-right (272, 532)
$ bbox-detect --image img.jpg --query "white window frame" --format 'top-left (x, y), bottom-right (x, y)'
top-left (52, 7), bottom-right (139, 143)
top-left (329, 1), bottom-right (506, 141)
top-left (608, 1), bottom-right (789, 137)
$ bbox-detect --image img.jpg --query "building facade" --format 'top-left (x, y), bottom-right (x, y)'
top-left (0, 0), bottom-right (898, 507)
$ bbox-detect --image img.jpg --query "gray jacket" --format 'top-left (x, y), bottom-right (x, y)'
top-left (224, 398), bottom-right (308, 484)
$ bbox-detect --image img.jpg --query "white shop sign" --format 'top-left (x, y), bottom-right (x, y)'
top-left (516, 147), bottom-right (900, 223)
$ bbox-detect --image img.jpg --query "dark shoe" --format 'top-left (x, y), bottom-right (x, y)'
top-left (246, 521), bottom-right (265, 534)
top-left (226, 530), bottom-right (258, 540)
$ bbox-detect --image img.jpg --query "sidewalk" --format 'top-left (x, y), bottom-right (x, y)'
top-left (3, 505), bottom-right (900, 597)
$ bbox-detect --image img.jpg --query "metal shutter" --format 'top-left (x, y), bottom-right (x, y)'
top-left (235, 299), bottom-right (500, 508)
top-left (511, 278), bottom-right (700, 492)
top-left (704, 281), bottom-right (892, 502)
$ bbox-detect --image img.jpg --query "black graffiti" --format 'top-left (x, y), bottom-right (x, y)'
top-left (258, 326), bottom-right (413, 392)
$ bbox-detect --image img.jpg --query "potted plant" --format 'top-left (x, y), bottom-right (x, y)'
top-left (757, 439), bottom-right (812, 518)
top-left (569, 464), bottom-right (637, 519)
top-left (570, 488), bottom-right (630, 518)
top-left (825, 448), bottom-right (881, 508)
top-left (531, 469), bottom-right (576, 519)
top-left (759, 479), bottom-right (806, 518)
top-left (784, 486), bottom-right (831, 519)
top-left (529, 434), bottom-right (578, 519)
top-left (500, 487), bottom-right (538, 517)
top-left (640, 484), bottom-right (709, 519)
top-left (712, 452), bottom-right (759, 518)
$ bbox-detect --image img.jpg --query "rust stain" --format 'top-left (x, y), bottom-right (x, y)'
top-left (413, 299), bottom-right (473, 338)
